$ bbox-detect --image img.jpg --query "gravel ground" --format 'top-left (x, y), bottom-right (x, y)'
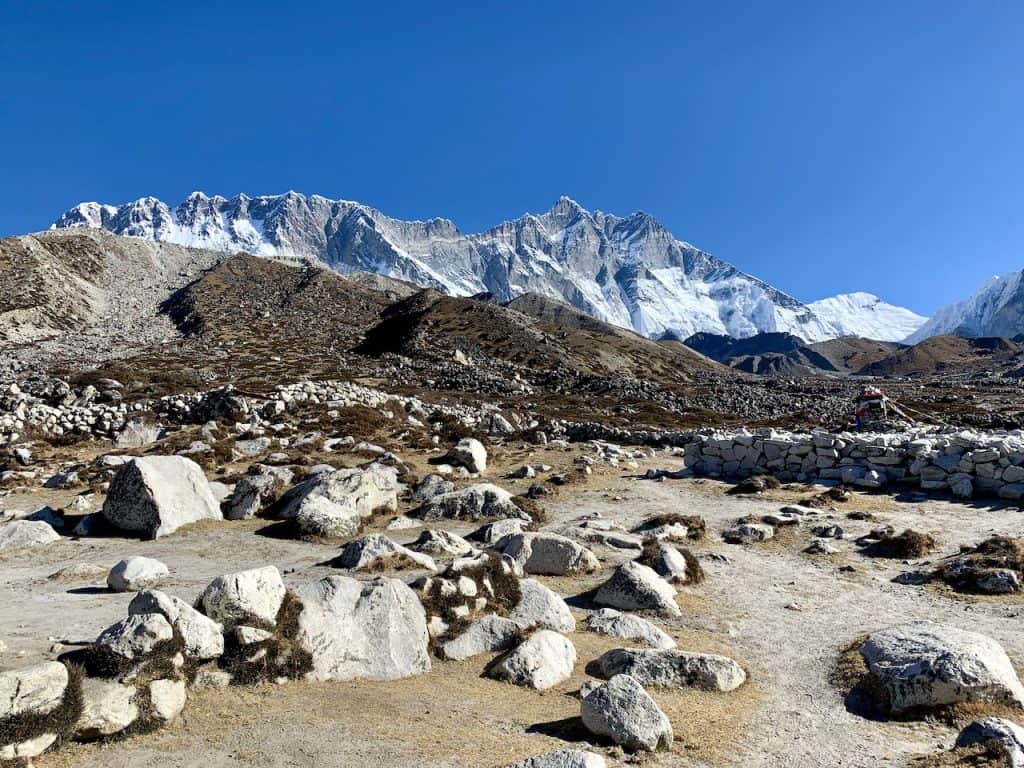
top-left (3, 444), bottom-right (1023, 768)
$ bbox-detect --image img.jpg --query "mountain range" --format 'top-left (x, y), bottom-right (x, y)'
top-left (52, 191), bottom-right (928, 344)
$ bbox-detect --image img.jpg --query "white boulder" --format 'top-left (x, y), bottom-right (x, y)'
top-left (294, 575), bottom-right (430, 681)
top-left (585, 609), bottom-right (675, 650)
top-left (508, 579), bottom-right (576, 633)
top-left (499, 533), bottom-right (599, 576)
top-left (106, 556), bottom-right (169, 592)
top-left (594, 561), bottom-right (680, 617)
top-left (0, 519), bottom-right (60, 550)
top-left (101, 456), bottom-right (221, 539)
top-left (129, 589), bottom-right (224, 660)
top-left (199, 566), bottom-right (286, 631)
top-left (488, 630), bottom-right (576, 690)
top-left (580, 674), bottom-right (673, 752)
top-left (446, 437), bottom-right (488, 473)
top-left (860, 622), bottom-right (1024, 712)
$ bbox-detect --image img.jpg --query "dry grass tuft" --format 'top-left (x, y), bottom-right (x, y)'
top-left (219, 591), bottom-right (314, 685)
top-left (635, 513), bottom-right (706, 540)
top-left (866, 529), bottom-right (938, 559)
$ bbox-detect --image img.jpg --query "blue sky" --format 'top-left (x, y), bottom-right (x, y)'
top-left (1, 1), bottom-right (1020, 315)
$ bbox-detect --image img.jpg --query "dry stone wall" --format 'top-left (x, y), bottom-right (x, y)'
top-left (683, 428), bottom-right (1024, 501)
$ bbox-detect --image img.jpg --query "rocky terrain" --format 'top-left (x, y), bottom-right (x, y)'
top-left (2, 230), bottom-right (1024, 768)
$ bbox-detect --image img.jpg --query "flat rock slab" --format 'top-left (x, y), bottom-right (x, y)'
top-left (596, 647), bottom-right (746, 691)
top-left (860, 621), bottom-right (1024, 712)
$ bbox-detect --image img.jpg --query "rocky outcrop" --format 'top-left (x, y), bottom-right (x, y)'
top-left (294, 575), bottom-right (430, 681)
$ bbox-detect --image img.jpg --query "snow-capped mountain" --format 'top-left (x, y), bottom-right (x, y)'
top-left (905, 270), bottom-right (1024, 343)
top-left (807, 292), bottom-right (927, 342)
top-left (51, 191), bottom-right (911, 343)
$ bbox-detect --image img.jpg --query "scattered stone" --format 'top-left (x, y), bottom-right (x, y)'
top-left (106, 556), bottom-right (170, 592)
top-left (148, 678), bottom-right (187, 723)
top-left (440, 615), bottom-right (520, 661)
top-left (508, 579), bottom-right (576, 633)
top-left (94, 613), bottom-right (174, 661)
top-left (0, 519), bottom-right (60, 549)
top-left (498, 532), bottom-right (599, 576)
top-left (488, 630), bottom-right (576, 690)
top-left (596, 647), bottom-right (746, 691)
top-left (594, 561), bottom-right (680, 617)
top-left (501, 750), bottom-right (607, 768)
top-left (466, 518), bottom-right (528, 545)
top-left (74, 677), bottom-right (139, 740)
top-left (585, 608), bottom-right (675, 650)
top-left (955, 717), bottom-right (1024, 767)
top-left (413, 484), bottom-right (528, 522)
top-left (335, 534), bottom-right (438, 572)
top-left (580, 674), bottom-right (673, 752)
top-left (129, 589), bottom-right (224, 660)
top-left (722, 523), bottom-right (775, 544)
top-left (446, 437), bottom-right (488, 473)
top-left (283, 463), bottom-right (399, 538)
top-left (409, 528), bottom-right (475, 557)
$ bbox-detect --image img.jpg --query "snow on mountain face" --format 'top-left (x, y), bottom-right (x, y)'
top-left (807, 292), bottom-right (927, 342)
top-left (54, 191), bottom-right (892, 343)
top-left (905, 271), bottom-right (1024, 343)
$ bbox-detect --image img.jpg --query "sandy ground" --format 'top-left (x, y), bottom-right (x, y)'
top-left (3, 442), bottom-right (1024, 768)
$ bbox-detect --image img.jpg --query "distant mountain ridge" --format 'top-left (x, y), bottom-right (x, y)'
top-left (52, 190), bottom-right (921, 343)
top-left (907, 270), bottom-right (1024, 343)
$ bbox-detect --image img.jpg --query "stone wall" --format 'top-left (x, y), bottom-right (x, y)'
top-left (682, 428), bottom-right (1024, 501)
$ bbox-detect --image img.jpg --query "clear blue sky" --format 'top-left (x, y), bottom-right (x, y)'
top-left (1, 1), bottom-right (1021, 314)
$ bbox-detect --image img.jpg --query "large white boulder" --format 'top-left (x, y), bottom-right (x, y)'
top-left (199, 566), bottom-right (286, 631)
top-left (0, 519), bottom-right (60, 550)
top-left (414, 484), bottom-right (528, 522)
top-left (508, 579), bottom-right (576, 633)
top-left (446, 437), bottom-right (488, 473)
top-left (294, 575), bottom-right (430, 681)
top-left (580, 674), bottom-right (673, 752)
top-left (335, 534), bottom-right (437, 572)
top-left (106, 556), bottom-right (169, 592)
top-left (594, 561), bottom-right (680, 617)
top-left (280, 463), bottom-right (399, 538)
top-left (488, 630), bottom-right (576, 690)
top-left (101, 456), bottom-right (221, 539)
top-left (860, 622), bottom-right (1024, 712)
top-left (585, 609), bottom-right (675, 650)
top-left (129, 589), bottom-right (224, 660)
top-left (596, 648), bottom-right (746, 691)
top-left (74, 678), bottom-right (139, 740)
top-left (499, 533), bottom-right (599, 576)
